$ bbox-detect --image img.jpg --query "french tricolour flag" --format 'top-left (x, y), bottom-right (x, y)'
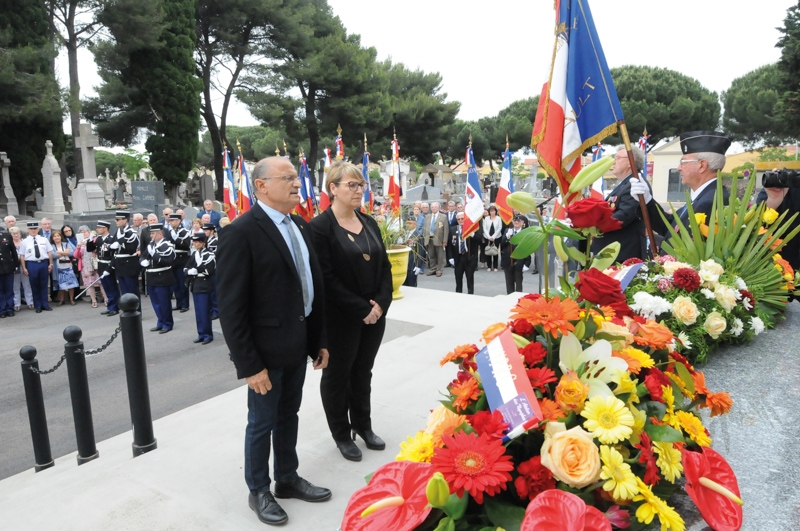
top-left (237, 154), bottom-right (253, 214)
top-left (531, 0), bottom-right (624, 203)
top-left (388, 139), bottom-right (401, 214)
top-left (361, 150), bottom-right (373, 214)
top-left (222, 148), bottom-right (238, 220)
top-left (296, 153), bottom-right (316, 221)
top-left (318, 148), bottom-right (332, 212)
top-left (461, 146), bottom-right (484, 238)
top-left (495, 147), bottom-right (515, 224)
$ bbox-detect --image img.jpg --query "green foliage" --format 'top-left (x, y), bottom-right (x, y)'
top-left (0, 0), bottom-right (65, 200)
top-left (196, 125), bottom-right (304, 168)
top-left (722, 63), bottom-right (788, 147)
top-left (607, 65), bottom-right (720, 145)
top-left (94, 149), bottom-right (150, 177)
top-left (719, 161), bottom-right (754, 181)
top-left (777, 3), bottom-right (800, 140)
top-left (757, 146), bottom-right (794, 162)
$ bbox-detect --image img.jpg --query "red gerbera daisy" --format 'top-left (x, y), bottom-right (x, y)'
top-left (467, 410), bottom-right (509, 439)
top-left (634, 432), bottom-right (660, 485)
top-left (526, 366), bottom-right (558, 392)
top-left (431, 431), bottom-right (514, 504)
top-left (672, 267), bottom-right (701, 292)
top-left (520, 341), bottom-right (548, 367)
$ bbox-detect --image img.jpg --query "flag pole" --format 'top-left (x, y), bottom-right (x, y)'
top-left (618, 120), bottom-right (659, 256)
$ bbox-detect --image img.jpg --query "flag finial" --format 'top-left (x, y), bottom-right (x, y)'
top-left (643, 125), bottom-right (648, 136)
top-left (393, 126), bottom-right (397, 141)
top-left (282, 139), bottom-right (288, 156)
top-left (236, 138), bottom-right (242, 154)
top-left (506, 134), bottom-right (509, 149)
top-left (336, 123), bottom-right (342, 136)
top-left (275, 143), bottom-right (280, 156)
top-left (364, 133), bottom-right (368, 150)
top-left (299, 146), bottom-right (304, 157)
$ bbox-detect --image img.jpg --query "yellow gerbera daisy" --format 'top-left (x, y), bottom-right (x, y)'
top-left (628, 406), bottom-right (647, 446)
top-left (581, 395), bottom-right (635, 444)
top-left (395, 431), bottom-right (435, 463)
top-left (633, 478), bottom-right (686, 531)
top-left (613, 371), bottom-right (640, 405)
top-left (653, 442), bottom-right (683, 483)
top-left (676, 411), bottom-right (712, 447)
top-left (661, 386), bottom-right (681, 431)
top-left (600, 445), bottom-right (639, 500)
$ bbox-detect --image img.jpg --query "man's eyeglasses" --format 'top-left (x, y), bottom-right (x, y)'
top-left (336, 181), bottom-right (367, 191)
top-left (679, 159), bottom-right (701, 166)
top-left (266, 174), bottom-right (300, 183)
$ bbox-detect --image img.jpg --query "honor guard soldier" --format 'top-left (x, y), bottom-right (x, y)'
top-left (167, 213), bottom-right (191, 312)
top-left (141, 223), bottom-right (175, 333)
top-left (110, 210), bottom-right (141, 299)
top-left (187, 232), bottom-right (215, 344)
top-left (202, 222), bottom-right (219, 319)
top-left (88, 220), bottom-right (121, 315)
top-left (18, 221), bottom-right (53, 313)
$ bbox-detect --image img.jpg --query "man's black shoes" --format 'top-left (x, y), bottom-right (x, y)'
top-left (151, 327), bottom-right (163, 332)
top-left (273, 477), bottom-right (332, 502)
top-left (106, 310), bottom-right (119, 316)
top-left (248, 490), bottom-right (288, 526)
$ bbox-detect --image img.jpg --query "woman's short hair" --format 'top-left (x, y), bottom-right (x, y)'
top-left (326, 161), bottom-right (365, 198)
top-left (78, 225), bottom-right (90, 233)
top-left (488, 204), bottom-right (498, 214)
top-left (49, 230), bottom-right (63, 244)
top-left (8, 226), bottom-right (20, 236)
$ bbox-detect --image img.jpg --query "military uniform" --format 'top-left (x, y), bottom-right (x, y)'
top-left (166, 214), bottom-right (191, 312)
top-left (0, 229), bottom-right (19, 317)
top-left (202, 223), bottom-right (218, 319)
top-left (19, 222), bottom-right (53, 312)
top-left (111, 211), bottom-right (141, 299)
top-left (87, 221), bottom-right (121, 314)
top-left (141, 223), bottom-right (175, 333)
top-left (187, 233), bottom-right (216, 344)
top-left (591, 174), bottom-right (650, 263)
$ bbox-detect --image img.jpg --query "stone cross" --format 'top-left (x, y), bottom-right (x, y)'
top-left (105, 168), bottom-right (110, 180)
top-left (35, 140), bottom-right (66, 222)
top-left (0, 152), bottom-right (19, 216)
top-left (73, 123), bottom-right (99, 181)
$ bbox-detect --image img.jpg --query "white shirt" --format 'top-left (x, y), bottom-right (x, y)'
top-left (19, 235), bottom-right (52, 262)
top-left (690, 178), bottom-right (716, 202)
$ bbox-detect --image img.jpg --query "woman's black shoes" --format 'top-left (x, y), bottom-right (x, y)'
top-left (352, 429), bottom-right (385, 450)
top-left (336, 440), bottom-right (362, 461)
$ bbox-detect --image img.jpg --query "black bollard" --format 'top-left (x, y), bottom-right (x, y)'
top-left (119, 293), bottom-right (157, 457)
top-left (19, 346), bottom-right (54, 472)
top-left (63, 326), bottom-right (99, 465)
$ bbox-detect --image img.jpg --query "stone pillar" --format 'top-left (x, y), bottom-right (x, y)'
top-left (71, 123), bottom-right (107, 213)
top-left (0, 152), bottom-right (19, 216)
top-left (35, 140), bottom-right (66, 224)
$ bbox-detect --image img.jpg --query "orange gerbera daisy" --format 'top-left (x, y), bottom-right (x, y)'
top-left (510, 296), bottom-right (580, 338)
top-left (612, 347), bottom-right (654, 374)
top-left (691, 371), bottom-right (711, 395)
top-left (450, 376), bottom-right (481, 412)
top-left (704, 392), bottom-right (733, 417)
top-left (538, 398), bottom-right (566, 424)
top-left (425, 405), bottom-right (468, 447)
top-left (631, 319), bottom-right (673, 350)
top-left (482, 322), bottom-right (508, 343)
top-left (440, 343), bottom-right (480, 367)
top-left (431, 431), bottom-right (514, 504)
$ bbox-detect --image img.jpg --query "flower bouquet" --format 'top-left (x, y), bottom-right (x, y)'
top-left (341, 291), bottom-right (743, 531)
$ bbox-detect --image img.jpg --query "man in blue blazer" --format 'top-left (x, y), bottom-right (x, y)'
top-left (217, 156), bottom-right (331, 526)
top-left (197, 200), bottom-right (223, 230)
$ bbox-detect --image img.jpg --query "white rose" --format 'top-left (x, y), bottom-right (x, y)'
top-left (699, 259), bottom-right (724, 285)
top-left (704, 311), bottom-right (727, 339)
top-left (714, 285), bottom-right (738, 313)
top-left (671, 296), bottom-right (700, 325)
top-left (734, 277), bottom-right (747, 290)
top-left (662, 261), bottom-right (693, 275)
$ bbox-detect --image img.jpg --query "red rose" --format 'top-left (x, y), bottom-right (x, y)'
top-left (511, 318), bottom-right (534, 337)
top-left (520, 293), bottom-right (542, 302)
top-left (467, 410), bottom-right (508, 439)
top-left (672, 267), bottom-right (701, 292)
top-left (520, 341), bottom-right (548, 367)
top-left (564, 198), bottom-right (622, 233)
top-left (574, 268), bottom-right (632, 317)
top-left (514, 456), bottom-right (556, 501)
top-left (622, 257), bottom-right (643, 266)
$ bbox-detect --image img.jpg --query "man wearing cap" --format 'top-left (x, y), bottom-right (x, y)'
top-left (202, 222), bottom-right (219, 319)
top-left (18, 221), bottom-right (54, 312)
top-left (110, 210), bottom-right (142, 299)
top-left (631, 131), bottom-right (730, 238)
top-left (187, 232), bottom-right (215, 344)
top-left (501, 214), bottom-right (532, 294)
top-left (166, 213), bottom-right (191, 312)
top-left (87, 220), bottom-right (120, 315)
top-left (0, 221), bottom-right (18, 317)
top-left (141, 223), bottom-right (175, 333)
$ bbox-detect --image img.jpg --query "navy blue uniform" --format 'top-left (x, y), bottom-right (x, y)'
top-left (112, 225), bottom-right (141, 299)
top-left (187, 247), bottom-right (216, 342)
top-left (143, 238), bottom-right (176, 331)
top-left (166, 225), bottom-right (191, 310)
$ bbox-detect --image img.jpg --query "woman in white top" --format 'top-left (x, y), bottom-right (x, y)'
top-left (51, 230), bottom-right (79, 305)
top-left (482, 204), bottom-right (503, 272)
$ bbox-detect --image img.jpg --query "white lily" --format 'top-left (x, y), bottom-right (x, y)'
top-left (559, 333), bottom-right (629, 398)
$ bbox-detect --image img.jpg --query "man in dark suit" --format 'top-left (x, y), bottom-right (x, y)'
top-left (449, 212), bottom-right (480, 294)
top-left (217, 156), bottom-right (330, 526)
top-left (631, 131), bottom-right (730, 241)
top-left (591, 146), bottom-right (651, 262)
top-left (501, 214), bottom-right (531, 294)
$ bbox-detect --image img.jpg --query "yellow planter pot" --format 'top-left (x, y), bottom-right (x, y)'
top-left (386, 246), bottom-right (411, 300)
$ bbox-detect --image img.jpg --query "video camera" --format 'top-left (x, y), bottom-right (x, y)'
top-left (762, 169), bottom-right (800, 188)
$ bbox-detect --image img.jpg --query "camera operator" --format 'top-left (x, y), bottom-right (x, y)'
top-left (757, 170), bottom-right (800, 272)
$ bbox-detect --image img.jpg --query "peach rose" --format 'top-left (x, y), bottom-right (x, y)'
top-left (555, 371), bottom-right (589, 413)
top-left (714, 285), bottom-right (738, 313)
top-left (662, 261), bottom-right (693, 275)
top-left (671, 296), bottom-right (699, 325)
top-left (704, 311), bottom-right (727, 339)
top-left (540, 422), bottom-right (601, 488)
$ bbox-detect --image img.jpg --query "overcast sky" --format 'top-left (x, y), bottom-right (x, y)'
top-left (63, 0), bottom-right (797, 148)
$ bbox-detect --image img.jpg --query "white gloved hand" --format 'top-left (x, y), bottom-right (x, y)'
top-left (187, 268), bottom-right (198, 275)
top-left (449, 258), bottom-right (455, 266)
top-left (100, 271), bottom-right (110, 278)
top-left (563, 217), bottom-right (573, 228)
top-left (630, 177), bottom-right (653, 204)
top-left (148, 246), bottom-right (155, 256)
top-left (140, 259), bottom-right (150, 268)
top-left (413, 267), bottom-right (422, 275)
top-left (109, 242), bottom-right (120, 250)
top-left (523, 265), bottom-right (530, 272)
top-left (505, 228), bottom-right (514, 239)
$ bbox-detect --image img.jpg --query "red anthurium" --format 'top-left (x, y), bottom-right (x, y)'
top-left (341, 461), bottom-right (434, 531)
top-left (521, 489), bottom-right (611, 531)
top-left (681, 447), bottom-right (743, 531)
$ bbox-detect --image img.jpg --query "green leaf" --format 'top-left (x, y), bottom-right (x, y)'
top-left (589, 242), bottom-right (620, 270)
top-left (568, 156), bottom-right (614, 193)
top-left (644, 424), bottom-right (685, 443)
top-left (511, 228), bottom-right (547, 259)
top-left (442, 492), bottom-right (468, 520)
top-left (484, 497), bottom-right (525, 531)
top-left (565, 244), bottom-right (587, 266)
top-left (550, 223), bottom-right (585, 240)
top-left (639, 400), bottom-right (666, 419)
top-left (673, 360), bottom-right (695, 396)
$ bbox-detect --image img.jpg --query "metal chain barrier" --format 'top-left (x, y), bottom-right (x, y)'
top-left (28, 326), bottom-right (122, 375)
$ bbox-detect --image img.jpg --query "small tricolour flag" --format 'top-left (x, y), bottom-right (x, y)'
top-left (237, 151), bottom-right (253, 214)
top-left (223, 147), bottom-right (238, 220)
top-left (495, 144), bottom-right (515, 224)
top-left (361, 149), bottom-right (373, 214)
top-left (296, 152), bottom-right (316, 221)
top-left (462, 145), bottom-right (484, 238)
top-left (388, 138), bottom-right (401, 214)
top-left (318, 148), bottom-right (332, 212)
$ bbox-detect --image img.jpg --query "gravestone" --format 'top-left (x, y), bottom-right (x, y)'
top-left (34, 140), bottom-right (67, 224)
top-left (0, 152), bottom-right (19, 216)
top-left (34, 190), bottom-right (44, 211)
top-left (71, 123), bottom-right (107, 213)
top-left (200, 174), bottom-right (214, 202)
top-left (182, 205), bottom-right (199, 223)
top-left (138, 168), bottom-right (154, 181)
top-left (98, 179), bottom-right (114, 207)
top-left (132, 180), bottom-right (164, 213)
top-left (113, 181), bottom-right (126, 203)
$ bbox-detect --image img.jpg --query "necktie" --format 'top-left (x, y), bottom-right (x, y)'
top-left (459, 229), bottom-right (466, 254)
top-left (430, 215), bottom-right (436, 233)
top-left (283, 216), bottom-right (309, 308)
top-left (34, 237), bottom-right (40, 259)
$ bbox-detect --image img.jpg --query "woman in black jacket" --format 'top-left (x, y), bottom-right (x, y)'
top-left (309, 161), bottom-right (393, 462)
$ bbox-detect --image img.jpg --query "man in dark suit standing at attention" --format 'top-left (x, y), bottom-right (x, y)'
top-left (217, 156), bottom-right (330, 526)
top-left (449, 212), bottom-right (480, 294)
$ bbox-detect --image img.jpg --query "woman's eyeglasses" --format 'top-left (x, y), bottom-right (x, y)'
top-left (337, 181), bottom-right (367, 191)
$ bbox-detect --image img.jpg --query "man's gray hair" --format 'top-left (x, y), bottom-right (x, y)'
top-left (4, 215), bottom-right (15, 224)
top-left (695, 152), bottom-right (726, 171)
top-left (40, 217), bottom-right (50, 223)
top-left (616, 146), bottom-right (645, 172)
top-left (133, 213), bottom-right (144, 221)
